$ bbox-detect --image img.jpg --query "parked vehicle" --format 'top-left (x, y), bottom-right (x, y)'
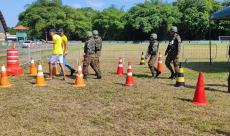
top-left (22, 41), bottom-right (34, 48)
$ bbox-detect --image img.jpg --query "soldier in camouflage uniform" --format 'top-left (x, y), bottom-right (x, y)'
top-left (165, 26), bottom-right (181, 79)
top-left (92, 30), bottom-right (102, 76)
top-left (145, 33), bottom-right (161, 79)
top-left (83, 31), bottom-right (102, 80)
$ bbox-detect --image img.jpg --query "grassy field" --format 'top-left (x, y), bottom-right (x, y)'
top-left (0, 43), bottom-right (230, 135)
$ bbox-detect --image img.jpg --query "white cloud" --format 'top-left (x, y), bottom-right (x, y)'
top-left (86, 0), bottom-right (105, 8)
top-left (72, 4), bottom-right (81, 9)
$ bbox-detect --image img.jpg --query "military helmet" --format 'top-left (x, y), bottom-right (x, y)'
top-left (150, 33), bottom-right (157, 39)
top-left (170, 26), bottom-right (178, 33)
top-left (86, 31), bottom-right (93, 37)
top-left (93, 30), bottom-right (99, 35)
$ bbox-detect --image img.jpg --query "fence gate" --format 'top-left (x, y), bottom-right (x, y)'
top-left (182, 44), bottom-right (217, 63)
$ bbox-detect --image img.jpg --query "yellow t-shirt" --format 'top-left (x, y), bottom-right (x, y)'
top-left (52, 35), bottom-right (63, 54)
top-left (61, 35), bottom-right (68, 53)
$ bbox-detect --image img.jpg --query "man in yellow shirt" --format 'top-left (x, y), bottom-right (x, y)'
top-left (58, 29), bottom-right (76, 76)
top-left (41, 29), bottom-right (66, 80)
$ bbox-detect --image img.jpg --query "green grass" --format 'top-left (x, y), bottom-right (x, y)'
top-left (0, 43), bottom-right (230, 135)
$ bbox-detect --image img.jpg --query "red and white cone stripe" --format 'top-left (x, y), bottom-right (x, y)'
top-left (1, 65), bottom-right (6, 71)
top-left (38, 65), bottom-right (42, 70)
top-left (77, 65), bottom-right (83, 77)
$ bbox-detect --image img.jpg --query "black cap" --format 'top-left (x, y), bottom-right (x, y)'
top-left (49, 29), bottom-right (56, 33)
top-left (58, 29), bottom-right (64, 33)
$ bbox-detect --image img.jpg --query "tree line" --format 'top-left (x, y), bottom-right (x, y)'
top-left (8, 0), bottom-right (230, 41)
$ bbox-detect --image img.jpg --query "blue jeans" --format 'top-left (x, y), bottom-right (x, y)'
top-left (60, 54), bottom-right (74, 75)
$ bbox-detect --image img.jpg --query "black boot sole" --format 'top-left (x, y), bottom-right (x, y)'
top-left (155, 72), bottom-right (161, 78)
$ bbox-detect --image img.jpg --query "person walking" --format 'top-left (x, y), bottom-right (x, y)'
top-left (92, 30), bottom-right (102, 76)
top-left (58, 29), bottom-right (76, 76)
top-left (165, 26), bottom-right (181, 80)
top-left (41, 29), bottom-right (66, 80)
top-left (146, 33), bottom-right (161, 79)
top-left (83, 31), bottom-right (102, 81)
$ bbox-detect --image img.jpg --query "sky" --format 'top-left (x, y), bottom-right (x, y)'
top-left (0, 0), bottom-right (176, 27)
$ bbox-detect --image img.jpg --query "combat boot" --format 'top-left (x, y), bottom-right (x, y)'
top-left (83, 74), bottom-right (87, 81)
top-left (155, 70), bottom-right (161, 78)
top-left (98, 69), bottom-right (102, 75)
top-left (169, 72), bottom-right (175, 79)
top-left (173, 72), bottom-right (178, 80)
top-left (97, 71), bottom-right (102, 79)
top-left (149, 73), bottom-right (155, 79)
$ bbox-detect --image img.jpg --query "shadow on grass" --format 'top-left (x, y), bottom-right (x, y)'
top-left (133, 74), bottom-right (149, 78)
top-left (115, 83), bottom-right (125, 86)
top-left (66, 75), bottom-right (76, 80)
top-left (166, 84), bottom-right (227, 93)
top-left (109, 72), bottom-right (119, 75)
top-left (206, 84), bottom-right (228, 87)
top-left (173, 97), bottom-right (191, 102)
top-left (216, 130), bottom-right (230, 135)
top-left (186, 85), bottom-right (227, 93)
top-left (183, 62), bottom-right (230, 73)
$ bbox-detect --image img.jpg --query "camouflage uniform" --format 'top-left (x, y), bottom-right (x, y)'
top-left (165, 33), bottom-right (181, 78)
top-left (147, 40), bottom-right (160, 76)
top-left (83, 37), bottom-right (100, 79)
top-left (94, 36), bottom-right (102, 70)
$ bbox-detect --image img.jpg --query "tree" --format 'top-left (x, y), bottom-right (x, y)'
top-left (124, 0), bottom-right (182, 40)
top-left (93, 5), bottom-right (126, 40)
top-left (17, 0), bottom-right (90, 40)
top-left (222, 0), bottom-right (230, 7)
top-left (173, 0), bottom-right (223, 40)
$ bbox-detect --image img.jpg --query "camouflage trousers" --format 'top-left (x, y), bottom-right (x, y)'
top-left (83, 54), bottom-right (98, 75)
top-left (95, 51), bottom-right (101, 70)
top-left (165, 50), bottom-right (179, 73)
top-left (148, 55), bottom-right (158, 74)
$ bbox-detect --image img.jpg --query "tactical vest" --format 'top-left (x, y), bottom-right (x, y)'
top-left (169, 34), bottom-right (180, 50)
top-left (95, 36), bottom-right (102, 51)
top-left (148, 40), bottom-right (159, 55)
top-left (84, 38), bottom-right (95, 54)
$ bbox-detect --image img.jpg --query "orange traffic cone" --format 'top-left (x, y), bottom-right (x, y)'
top-left (157, 52), bottom-right (164, 74)
top-left (73, 63), bottom-right (86, 87)
top-left (0, 63), bottom-right (12, 87)
top-left (30, 42), bottom-right (33, 49)
top-left (117, 57), bottom-right (123, 75)
top-left (34, 62), bottom-right (47, 86)
top-left (123, 62), bottom-right (136, 87)
top-left (191, 72), bottom-right (210, 105)
top-left (29, 57), bottom-right (37, 75)
top-left (52, 64), bottom-right (59, 75)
